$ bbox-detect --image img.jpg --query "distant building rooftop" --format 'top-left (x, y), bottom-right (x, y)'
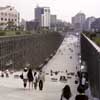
top-left (0, 5), bottom-right (12, 10)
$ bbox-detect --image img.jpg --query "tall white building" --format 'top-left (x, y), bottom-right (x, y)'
top-left (35, 6), bottom-right (50, 28)
top-left (72, 12), bottom-right (86, 32)
top-left (0, 5), bottom-right (20, 26)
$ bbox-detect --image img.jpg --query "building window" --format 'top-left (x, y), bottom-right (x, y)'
top-left (15, 19), bottom-right (17, 21)
top-left (1, 18), bottom-right (3, 21)
top-left (5, 18), bottom-right (7, 21)
top-left (12, 19), bottom-right (13, 21)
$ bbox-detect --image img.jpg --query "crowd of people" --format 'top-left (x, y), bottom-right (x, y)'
top-left (20, 67), bottom-right (45, 90)
top-left (0, 69), bottom-right (9, 77)
top-left (0, 67), bottom-right (89, 100)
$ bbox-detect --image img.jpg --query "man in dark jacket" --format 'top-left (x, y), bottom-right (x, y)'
top-left (75, 84), bottom-right (88, 100)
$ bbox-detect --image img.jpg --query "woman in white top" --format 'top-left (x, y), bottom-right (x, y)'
top-left (22, 67), bottom-right (28, 88)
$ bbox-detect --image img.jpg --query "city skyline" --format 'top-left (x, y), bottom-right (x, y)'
top-left (0, 0), bottom-right (100, 22)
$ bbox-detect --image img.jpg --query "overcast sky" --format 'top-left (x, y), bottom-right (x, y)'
top-left (0, 0), bottom-right (100, 22)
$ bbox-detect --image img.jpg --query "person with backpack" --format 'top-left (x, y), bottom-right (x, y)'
top-left (33, 72), bottom-right (38, 90)
top-left (60, 85), bottom-right (72, 100)
top-left (27, 68), bottom-right (34, 89)
top-left (80, 73), bottom-right (88, 91)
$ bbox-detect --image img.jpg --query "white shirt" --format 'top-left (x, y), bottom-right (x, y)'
top-left (23, 71), bottom-right (28, 79)
top-left (82, 77), bottom-right (86, 85)
top-left (33, 75), bottom-right (38, 83)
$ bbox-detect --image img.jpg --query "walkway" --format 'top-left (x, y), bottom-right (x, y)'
top-left (0, 34), bottom-right (80, 100)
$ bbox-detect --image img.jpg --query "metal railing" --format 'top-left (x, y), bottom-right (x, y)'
top-left (81, 33), bottom-right (100, 98)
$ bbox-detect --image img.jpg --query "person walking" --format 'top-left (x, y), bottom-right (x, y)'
top-left (22, 67), bottom-right (28, 88)
top-left (60, 85), bottom-right (72, 100)
top-left (33, 72), bottom-right (38, 90)
top-left (38, 70), bottom-right (45, 90)
top-left (80, 73), bottom-right (88, 91)
top-left (75, 84), bottom-right (88, 100)
top-left (27, 68), bottom-right (34, 89)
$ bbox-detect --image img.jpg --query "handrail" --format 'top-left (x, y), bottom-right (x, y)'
top-left (82, 33), bottom-right (100, 52)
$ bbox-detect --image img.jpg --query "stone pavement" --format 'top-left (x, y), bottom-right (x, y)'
top-left (0, 34), bottom-right (82, 100)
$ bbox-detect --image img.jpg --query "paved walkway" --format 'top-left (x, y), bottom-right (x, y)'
top-left (0, 34), bottom-right (81, 100)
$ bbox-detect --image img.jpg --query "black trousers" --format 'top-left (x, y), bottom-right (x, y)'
top-left (34, 82), bottom-right (37, 89)
top-left (39, 80), bottom-right (43, 90)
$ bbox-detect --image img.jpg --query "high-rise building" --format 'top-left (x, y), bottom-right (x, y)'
top-left (91, 18), bottom-right (100, 32)
top-left (35, 6), bottom-right (43, 26)
top-left (0, 5), bottom-right (20, 26)
top-left (84, 17), bottom-right (96, 32)
top-left (35, 6), bottom-right (50, 28)
top-left (72, 12), bottom-right (86, 32)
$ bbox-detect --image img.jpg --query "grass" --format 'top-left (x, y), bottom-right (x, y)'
top-left (94, 37), bottom-right (100, 46)
top-left (83, 32), bottom-right (100, 46)
top-left (0, 30), bottom-right (32, 36)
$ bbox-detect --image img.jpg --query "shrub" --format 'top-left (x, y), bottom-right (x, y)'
top-left (94, 38), bottom-right (100, 46)
top-left (0, 31), bottom-right (6, 36)
top-left (16, 31), bottom-right (21, 35)
top-left (25, 31), bottom-right (31, 34)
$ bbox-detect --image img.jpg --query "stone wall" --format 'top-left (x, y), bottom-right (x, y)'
top-left (0, 32), bottom-right (64, 70)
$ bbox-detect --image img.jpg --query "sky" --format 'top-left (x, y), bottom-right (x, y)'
top-left (0, 0), bottom-right (100, 22)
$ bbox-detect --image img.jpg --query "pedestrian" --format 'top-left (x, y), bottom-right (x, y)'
top-left (33, 72), bottom-right (38, 90)
top-left (22, 67), bottom-right (28, 88)
top-left (80, 73), bottom-right (88, 91)
top-left (75, 74), bottom-right (79, 84)
top-left (77, 70), bottom-right (81, 79)
top-left (38, 70), bottom-right (45, 90)
top-left (75, 84), bottom-right (88, 100)
top-left (1, 71), bottom-right (4, 77)
top-left (60, 85), bottom-right (72, 100)
top-left (27, 68), bottom-right (34, 89)
top-left (50, 69), bottom-right (53, 76)
top-left (66, 69), bottom-right (68, 74)
top-left (5, 69), bottom-right (9, 77)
